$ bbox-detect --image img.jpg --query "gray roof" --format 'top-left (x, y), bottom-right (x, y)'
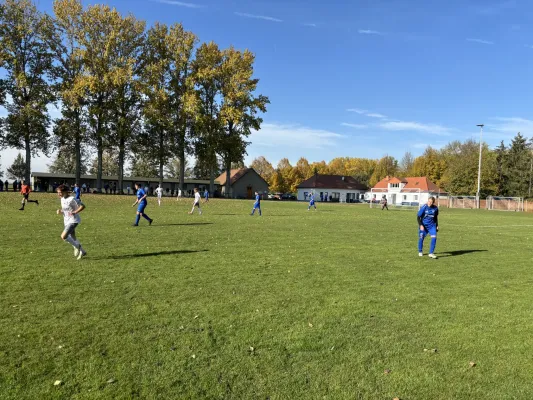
top-left (31, 172), bottom-right (220, 185)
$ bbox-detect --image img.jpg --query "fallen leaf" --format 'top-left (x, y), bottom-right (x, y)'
top-left (191, 354), bottom-right (196, 359)
top-left (107, 378), bottom-right (116, 384)
top-left (469, 361), bottom-right (476, 367)
top-left (384, 369), bottom-right (391, 375)
top-left (308, 323), bottom-right (313, 328)
top-left (53, 380), bottom-right (63, 386)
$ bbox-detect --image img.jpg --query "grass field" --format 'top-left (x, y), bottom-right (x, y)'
top-left (1, 192), bottom-right (533, 399)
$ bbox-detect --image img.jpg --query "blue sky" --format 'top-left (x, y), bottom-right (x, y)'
top-left (2, 0), bottom-right (533, 173)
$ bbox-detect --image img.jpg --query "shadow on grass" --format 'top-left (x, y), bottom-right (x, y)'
top-left (98, 250), bottom-right (208, 260)
top-left (438, 250), bottom-right (488, 258)
top-left (152, 223), bottom-right (214, 227)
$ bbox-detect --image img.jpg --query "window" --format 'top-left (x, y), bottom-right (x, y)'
top-left (414, 195), bottom-right (418, 201)
top-left (403, 195), bottom-right (407, 201)
top-left (389, 183), bottom-right (400, 188)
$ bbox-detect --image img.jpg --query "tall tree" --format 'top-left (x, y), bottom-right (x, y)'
top-left (504, 133), bottom-right (530, 197)
top-left (46, 0), bottom-right (86, 185)
top-left (191, 42), bottom-right (223, 193)
top-left (108, 12), bottom-right (145, 193)
top-left (165, 156), bottom-right (193, 179)
top-left (370, 155), bottom-right (399, 186)
top-left (48, 145), bottom-right (88, 174)
top-left (7, 152), bottom-right (26, 180)
top-left (494, 140), bottom-right (507, 196)
top-left (129, 152), bottom-right (158, 178)
top-left (76, 4), bottom-right (123, 191)
top-left (411, 147), bottom-right (446, 185)
top-left (219, 46), bottom-right (269, 197)
top-left (399, 151), bottom-right (414, 176)
top-left (0, 0), bottom-right (54, 183)
top-left (250, 156), bottom-right (274, 182)
top-left (89, 150), bottom-right (118, 176)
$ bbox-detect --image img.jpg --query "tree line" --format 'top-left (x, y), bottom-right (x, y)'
top-left (251, 132), bottom-right (533, 198)
top-left (0, 0), bottom-right (268, 195)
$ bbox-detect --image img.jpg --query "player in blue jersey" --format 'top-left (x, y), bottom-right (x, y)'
top-left (132, 182), bottom-right (153, 226)
top-left (417, 196), bottom-right (439, 259)
top-left (204, 188), bottom-right (209, 203)
top-left (251, 191), bottom-right (261, 216)
top-left (308, 192), bottom-right (317, 211)
top-left (73, 183), bottom-right (81, 200)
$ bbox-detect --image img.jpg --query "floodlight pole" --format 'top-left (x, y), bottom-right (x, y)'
top-left (476, 124), bottom-right (484, 208)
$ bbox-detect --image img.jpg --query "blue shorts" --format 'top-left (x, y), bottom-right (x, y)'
top-left (253, 203), bottom-right (260, 209)
top-left (310, 201), bottom-right (315, 206)
top-left (137, 203), bottom-right (147, 213)
top-left (420, 225), bottom-right (437, 237)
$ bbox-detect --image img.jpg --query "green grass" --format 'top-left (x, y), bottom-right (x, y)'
top-left (1, 192), bottom-right (533, 399)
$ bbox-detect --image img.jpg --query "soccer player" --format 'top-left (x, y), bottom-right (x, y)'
top-left (188, 188), bottom-right (202, 215)
top-left (417, 196), bottom-right (439, 259)
top-left (155, 184), bottom-right (163, 206)
top-left (132, 182), bottom-right (153, 226)
top-left (204, 188), bottom-right (209, 203)
top-left (19, 181), bottom-right (39, 211)
top-left (56, 184), bottom-right (86, 260)
top-left (177, 188), bottom-right (182, 201)
top-left (308, 192), bottom-right (317, 211)
top-left (381, 195), bottom-right (389, 211)
top-left (73, 183), bottom-right (82, 200)
top-left (251, 191), bottom-right (261, 216)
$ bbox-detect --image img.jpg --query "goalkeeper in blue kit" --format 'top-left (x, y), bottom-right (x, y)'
top-left (417, 196), bottom-right (439, 259)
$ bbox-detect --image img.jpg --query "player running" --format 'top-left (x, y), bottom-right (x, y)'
top-left (189, 188), bottom-right (202, 215)
top-left (19, 181), bottom-right (39, 211)
top-left (155, 185), bottom-right (163, 206)
top-left (381, 195), bottom-right (389, 211)
top-left (417, 196), bottom-right (439, 259)
top-left (177, 188), bottom-right (182, 201)
top-left (308, 192), bottom-right (317, 211)
top-left (132, 182), bottom-right (153, 226)
top-left (73, 183), bottom-right (82, 200)
top-left (204, 188), bottom-right (209, 203)
top-left (251, 191), bottom-right (261, 216)
top-left (56, 184), bottom-right (86, 260)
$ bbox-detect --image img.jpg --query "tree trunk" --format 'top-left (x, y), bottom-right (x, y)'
top-left (24, 136), bottom-right (31, 185)
top-left (225, 160), bottom-right (231, 199)
top-left (118, 137), bottom-right (125, 194)
top-left (179, 145), bottom-right (185, 191)
top-left (97, 136), bottom-right (103, 192)
top-left (74, 109), bottom-right (82, 185)
top-left (159, 159), bottom-right (164, 187)
top-left (209, 167), bottom-right (215, 194)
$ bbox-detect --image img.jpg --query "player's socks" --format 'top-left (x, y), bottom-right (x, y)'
top-left (142, 214), bottom-right (151, 222)
top-left (430, 237), bottom-right (437, 254)
top-left (418, 236), bottom-right (424, 253)
top-left (65, 235), bottom-right (79, 247)
top-left (134, 215), bottom-right (140, 225)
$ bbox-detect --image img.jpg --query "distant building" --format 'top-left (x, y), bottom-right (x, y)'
top-left (30, 172), bottom-right (219, 195)
top-left (368, 176), bottom-right (447, 206)
top-left (216, 168), bottom-right (269, 199)
top-left (296, 174), bottom-right (368, 203)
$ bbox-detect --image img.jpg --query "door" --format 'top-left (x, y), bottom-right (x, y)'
top-left (247, 186), bottom-right (253, 199)
top-left (391, 194), bottom-right (396, 205)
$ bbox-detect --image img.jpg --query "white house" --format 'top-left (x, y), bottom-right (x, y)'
top-left (297, 174), bottom-right (368, 203)
top-left (367, 176), bottom-right (447, 206)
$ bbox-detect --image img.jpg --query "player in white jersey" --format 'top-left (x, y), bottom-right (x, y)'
top-left (177, 188), bottom-right (182, 201)
top-left (56, 184), bottom-right (87, 260)
top-left (188, 188), bottom-right (202, 215)
top-left (155, 185), bottom-right (163, 206)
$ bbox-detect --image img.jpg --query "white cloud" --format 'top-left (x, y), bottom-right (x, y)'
top-left (366, 113), bottom-right (387, 119)
top-left (467, 38), bottom-right (494, 45)
top-left (151, 0), bottom-right (206, 8)
top-left (486, 117), bottom-right (533, 136)
top-left (358, 29), bottom-right (383, 35)
top-left (379, 121), bottom-right (452, 136)
top-left (234, 12), bottom-right (283, 23)
top-left (303, 23), bottom-right (317, 28)
top-left (251, 123), bottom-right (342, 149)
top-left (341, 123), bottom-right (367, 129)
top-left (347, 108), bottom-right (386, 119)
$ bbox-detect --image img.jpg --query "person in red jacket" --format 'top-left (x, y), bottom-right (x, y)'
top-left (19, 181), bottom-right (39, 211)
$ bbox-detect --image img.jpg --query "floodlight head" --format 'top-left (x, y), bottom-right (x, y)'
top-left (477, 124), bottom-right (484, 127)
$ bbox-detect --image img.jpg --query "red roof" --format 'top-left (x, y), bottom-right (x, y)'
top-left (297, 175), bottom-right (368, 190)
top-left (372, 176), bottom-right (446, 193)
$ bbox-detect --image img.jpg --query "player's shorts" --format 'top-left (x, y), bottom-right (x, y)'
top-left (193, 201), bottom-right (201, 208)
top-left (253, 203), bottom-right (260, 209)
top-left (137, 202), bottom-right (147, 213)
top-left (23, 194), bottom-right (29, 200)
top-left (420, 225), bottom-right (437, 237)
top-left (309, 201), bottom-right (315, 206)
top-left (63, 223), bottom-right (78, 236)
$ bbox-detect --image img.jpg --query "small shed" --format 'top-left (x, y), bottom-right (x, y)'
top-left (216, 168), bottom-right (269, 199)
top-left (297, 174), bottom-right (368, 203)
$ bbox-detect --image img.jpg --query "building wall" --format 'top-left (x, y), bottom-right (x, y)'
top-left (366, 191), bottom-right (443, 205)
top-left (298, 188), bottom-right (366, 202)
top-left (223, 171), bottom-right (269, 199)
